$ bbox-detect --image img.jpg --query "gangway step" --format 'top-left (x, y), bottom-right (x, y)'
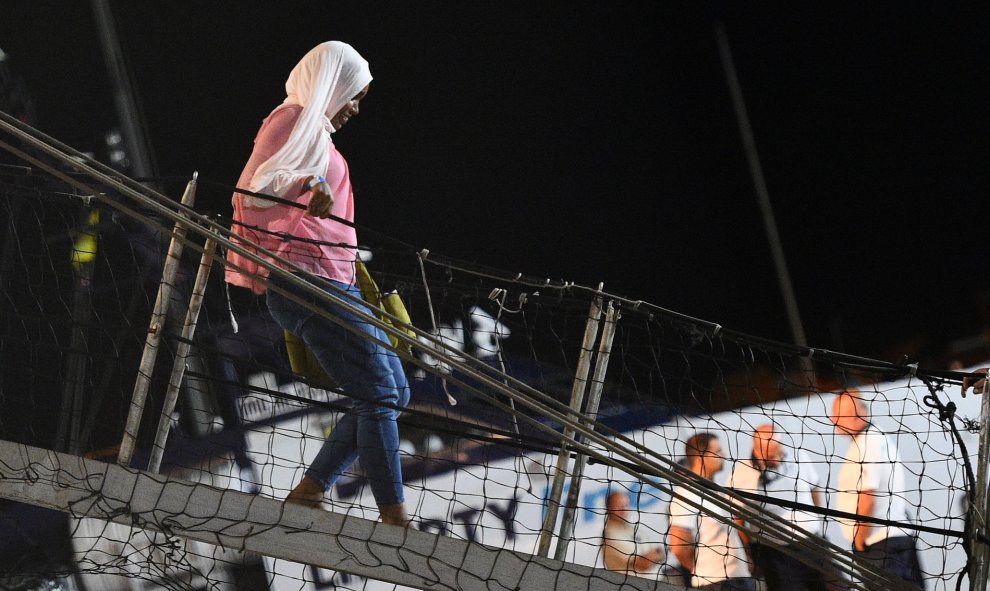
top-left (0, 439), bottom-right (676, 590)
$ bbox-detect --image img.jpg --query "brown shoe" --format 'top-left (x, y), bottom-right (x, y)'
top-left (378, 502), bottom-right (412, 527)
top-left (286, 475), bottom-right (324, 507)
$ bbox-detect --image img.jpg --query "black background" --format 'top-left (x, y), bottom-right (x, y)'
top-left (2, 1), bottom-right (987, 364)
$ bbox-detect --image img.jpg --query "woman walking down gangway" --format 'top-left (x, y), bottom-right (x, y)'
top-left (226, 41), bottom-right (411, 526)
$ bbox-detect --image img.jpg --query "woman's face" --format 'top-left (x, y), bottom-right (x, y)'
top-left (331, 84), bottom-right (370, 131)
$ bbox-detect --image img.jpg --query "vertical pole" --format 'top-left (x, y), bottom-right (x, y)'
top-left (715, 23), bottom-right (808, 351)
top-left (970, 386), bottom-right (990, 588)
top-left (117, 174), bottom-right (197, 467)
top-left (91, 0), bottom-right (156, 178)
top-left (553, 301), bottom-right (620, 561)
top-left (146, 232), bottom-right (218, 473)
top-left (57, 204), bottom-right (98, 454)
top-left (536, 293), bottom-right (603, 557)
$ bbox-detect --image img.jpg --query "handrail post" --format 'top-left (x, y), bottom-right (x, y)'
top-left (554, 301), bottom-right (619, 561)
top-left (536, 292), bottom-right (603, 557)
top-left (970, 382), bottom-right (990, 588)
top-left (117, 173), bottom-right (197, 467)
top-left (146, 229), bottom-right (218, 473)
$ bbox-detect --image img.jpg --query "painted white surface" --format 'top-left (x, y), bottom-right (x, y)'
top-left (254, 370), bottom-right (978, 591)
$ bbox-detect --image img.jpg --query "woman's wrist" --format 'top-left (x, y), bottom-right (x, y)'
top-left (305, 175), bottom-right (326, 191)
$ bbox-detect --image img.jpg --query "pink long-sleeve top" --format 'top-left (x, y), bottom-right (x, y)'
top-left (225, 105), bottom-right (358, 294)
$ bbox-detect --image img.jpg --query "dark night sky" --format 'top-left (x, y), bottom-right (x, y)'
top-left (2, 2), bottom-right (987, 362)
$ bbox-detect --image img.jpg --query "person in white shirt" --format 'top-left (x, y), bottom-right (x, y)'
top-left (668, 432), bottom-right (755, 590)
top-left (729, 424), bottom-right (835, 591)
top-left (831, 390), bottom-right (924, 590)
top-left (602, 490), bottom-right (666, 577)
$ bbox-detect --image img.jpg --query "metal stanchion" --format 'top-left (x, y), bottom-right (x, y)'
top-left (117, 173), bottom-right (197, 467)
top-left (536, 292), bottom-right (603, 557)
top-left (554, 301), bottom-right (619, 561)
top-left (146, 229), bottom-right (218, 473)
top-left (970, 379), bottom-right (990, 588)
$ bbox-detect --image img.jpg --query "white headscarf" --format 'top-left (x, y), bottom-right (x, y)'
top-left (248, 41), bottom-right (372, 201)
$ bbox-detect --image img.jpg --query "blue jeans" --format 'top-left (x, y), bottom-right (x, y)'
top-left (266, 274), bottom-right (410, 506)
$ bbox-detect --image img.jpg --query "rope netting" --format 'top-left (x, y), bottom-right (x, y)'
top-left (1, 111), bottom-right (987, 591)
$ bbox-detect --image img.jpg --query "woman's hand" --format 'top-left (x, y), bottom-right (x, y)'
top-left (305, 176), bottom-right (334, 218)
top-left (963, 368), bottom-right (988, 397)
